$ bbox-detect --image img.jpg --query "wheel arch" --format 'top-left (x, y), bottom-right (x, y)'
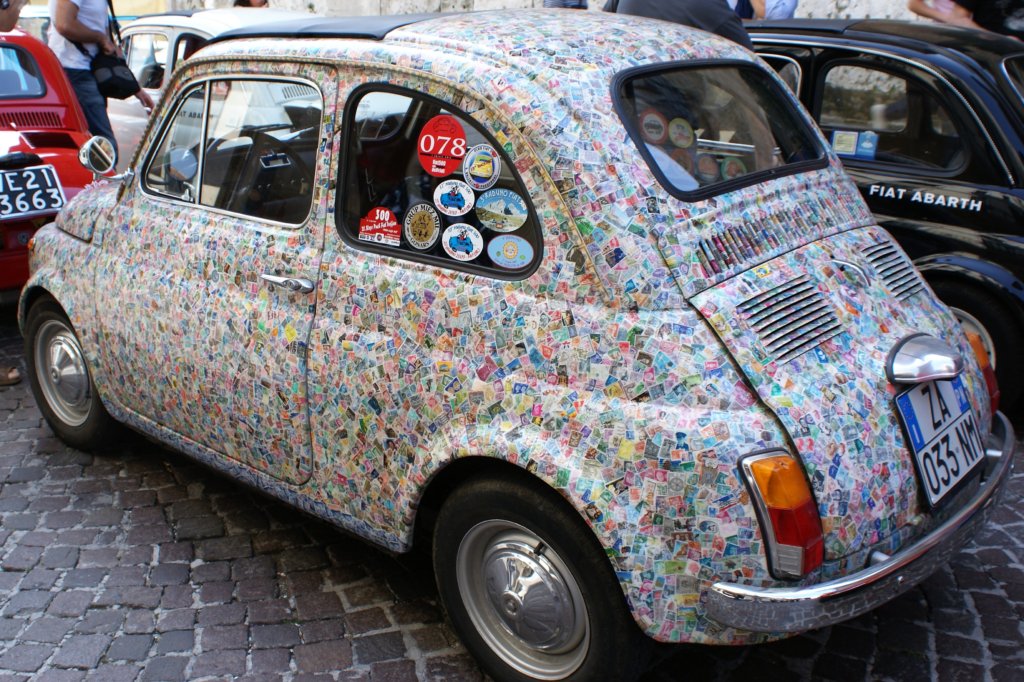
top-left (414, 456), bottom-right (590, 552)
top-left (915, 253), bottom-right (1024, 314)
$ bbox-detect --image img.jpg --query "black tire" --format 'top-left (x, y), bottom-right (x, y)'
top-left (930, 279), bottom-right (1024, 413)
top-left (433, 473), bottom-right (652, 682)
top-left (24, 299), bottom-right (116, 450)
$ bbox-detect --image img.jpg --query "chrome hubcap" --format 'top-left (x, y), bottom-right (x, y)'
top-left (34, 319), bottom-right (92, 427)
top-left (456, 520), bottom-right (589, 679)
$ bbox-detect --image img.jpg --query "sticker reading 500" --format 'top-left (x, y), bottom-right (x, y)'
top-left (418, 115), bottom-right (467, 178)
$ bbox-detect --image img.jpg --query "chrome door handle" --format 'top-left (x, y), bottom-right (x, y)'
top-left (260, 273), bottom-right (315, 294)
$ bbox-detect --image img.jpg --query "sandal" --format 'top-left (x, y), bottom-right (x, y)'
top-left (1, 366), bottom-right (21, 386)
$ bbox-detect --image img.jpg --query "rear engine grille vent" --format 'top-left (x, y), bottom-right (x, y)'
top-left (864, 241), bottom-right (924, 301)
top-left (0, 111), bottom-right (62, 129)
top-left (738, 275), bottom-right (843, 364)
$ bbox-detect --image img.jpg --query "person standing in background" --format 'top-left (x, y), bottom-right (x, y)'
top-left (908, 0), bottom-right (961, 23)
top-left (607, 0), bottom-right (753, 48)
top-left (49, 0), bottom-right (152, 154)
top-left (1, 0), bottom-right (28, 32)
top-left (731, 0), bottom-right (798, 20)
top-left (947, 0), bottom-right (1024, 38)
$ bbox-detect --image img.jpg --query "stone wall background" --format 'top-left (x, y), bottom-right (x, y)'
top-left (186, 1), bottom-right (919, 21)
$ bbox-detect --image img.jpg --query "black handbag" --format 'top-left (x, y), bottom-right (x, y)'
top-left (72, 0), bottom-right (139, 100)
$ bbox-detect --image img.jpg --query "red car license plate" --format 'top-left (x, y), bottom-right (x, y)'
top-left (0, 165), bottom-right (66, 220)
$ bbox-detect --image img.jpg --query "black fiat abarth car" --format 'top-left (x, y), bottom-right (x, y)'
top-left (749, 19), bottom-right (1024, 415)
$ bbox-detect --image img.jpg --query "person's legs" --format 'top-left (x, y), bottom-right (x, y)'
top-left (64, 68), bottom-right (118, 157)
top-left (0, 366), bottom-right (20, 386)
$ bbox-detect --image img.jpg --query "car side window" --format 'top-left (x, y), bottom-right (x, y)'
top-left (819, 64), bottom-right (966, 170)
top-left (143, 78), bottom-right (322, 224)
top-left (143, 85), bottom-right (205, 202)
top-left (124, 33), bottom-right (168, 90)
top-left (340, 87), bottom-right (542, 278)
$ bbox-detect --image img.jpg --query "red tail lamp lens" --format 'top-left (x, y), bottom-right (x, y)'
top-left (965, 331), bottom-right (999, 414)
top-left (746, 454), bottom-right (824, 578)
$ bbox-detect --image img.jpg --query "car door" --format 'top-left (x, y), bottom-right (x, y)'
top-left (768, 48), bottom-right (1013, 250)
top-left (95, 66), bottom-right (334, 485)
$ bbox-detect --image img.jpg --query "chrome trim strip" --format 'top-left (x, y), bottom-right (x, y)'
top-left (750, 37), bottom-right (1016, 185)
top-left (706, 412), bottom-right (1016, 633)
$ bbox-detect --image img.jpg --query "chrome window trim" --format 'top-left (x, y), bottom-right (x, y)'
top-left (751, 37), bottom-right (1015, 185)
top-left (758, 52), bottom-right (803, 93)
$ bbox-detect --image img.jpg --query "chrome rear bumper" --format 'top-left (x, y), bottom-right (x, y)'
top-left (706, 411), bottom-right (1016, 633)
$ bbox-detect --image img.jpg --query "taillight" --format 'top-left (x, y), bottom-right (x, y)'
top-left (965, 331), bottom-right (999, 414)
top-left (742, 452), bottom-right (823, 579)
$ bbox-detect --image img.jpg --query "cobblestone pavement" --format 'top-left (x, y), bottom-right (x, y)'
top-left (1, 305), bottom-right (1022, 681)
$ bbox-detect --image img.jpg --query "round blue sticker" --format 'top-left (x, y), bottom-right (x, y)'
top-left (487, 235), bottom-right (534, 269)
top-left (476, 188), bottom-right (528, 233)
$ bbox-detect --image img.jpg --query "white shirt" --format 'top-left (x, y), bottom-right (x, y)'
top-left (48, 0), bottom-right (109, 70)
top-left (727, 0), bottom-right (799, 20)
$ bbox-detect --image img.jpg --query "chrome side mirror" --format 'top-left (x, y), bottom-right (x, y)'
top-left (79, 136), bottom-right (117, 175)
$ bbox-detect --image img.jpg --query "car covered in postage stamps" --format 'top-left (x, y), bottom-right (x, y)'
top-left (17, 9), bottom-right (1016, 682)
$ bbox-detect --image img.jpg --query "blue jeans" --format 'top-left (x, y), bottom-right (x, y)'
top-left (64, 68), bottom-right (118, 157)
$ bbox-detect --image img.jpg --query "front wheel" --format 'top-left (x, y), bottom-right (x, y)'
top-left (433, 473), bottom-right (651, 682)
top-left (25, 299), bottom-right (115, 450)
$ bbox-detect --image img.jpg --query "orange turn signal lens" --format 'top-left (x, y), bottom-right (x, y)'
top-left (965, 331), bottom-right (999, 414)
top-left (748, 455), bottom-right (813, 509)
top-left (743, 453), bottom-right (824, 579)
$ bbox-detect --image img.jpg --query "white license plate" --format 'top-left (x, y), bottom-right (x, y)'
top-left (896, 376), bottom-right (985, 507)
top-left (0, 166), bottom-right (66, 220)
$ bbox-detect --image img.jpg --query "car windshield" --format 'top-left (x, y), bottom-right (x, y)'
top-left (0, 45), bottom-right (45, 98)
top-left (616, 63), bottom-right (823, 198)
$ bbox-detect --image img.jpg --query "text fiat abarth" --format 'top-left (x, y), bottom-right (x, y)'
top-left (18, 11), bottom-right (1015, 682)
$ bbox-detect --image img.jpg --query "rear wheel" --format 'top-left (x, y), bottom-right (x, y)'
top-left (433, 473), bottom-right (651, 682)
top-left (930, 280), bottom-right (1024, 413)
top-left (25, 299), bottom-right (115, 449)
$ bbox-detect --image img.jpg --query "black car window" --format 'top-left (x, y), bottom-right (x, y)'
top-left (339, 86), bottom-right (542, 279)
top-left (614, 62), bottom-right (825, 201)
top-left (819, 64), bottom-right (966, 171)
top-left (143, 78), bottom-right (322, 225)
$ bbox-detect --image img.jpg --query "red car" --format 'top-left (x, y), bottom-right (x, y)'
top-left (1, 28), bottom-right (92, 300)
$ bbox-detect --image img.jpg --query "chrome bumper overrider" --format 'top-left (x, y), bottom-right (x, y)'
top-left (706, 411), bottom-right (1016, 633)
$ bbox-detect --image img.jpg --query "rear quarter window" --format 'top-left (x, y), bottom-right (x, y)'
top-left (338, 85), bottom-right (543, 279)
top-left (614, 61), bottom-right (825, 200)
top-left (0, 45), bottom-right (45, 98)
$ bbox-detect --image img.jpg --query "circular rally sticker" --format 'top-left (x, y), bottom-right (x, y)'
top-left (443, 223), bottom-right (484, 261)
top-left (433, 179), bottom-right (475, 217)
top-left (487, 234), bottom-right (534, 269)
top-left (668, 118), bottom-right (695, 148)
top-left (696, 154), bottom-right (720, 183)
top-left (403, 203), bottom-right (441, 250)
top-left (418, 114), bottom-right (467, 177)
top-left (462, 144), bottom-right (501, 191)
top-left (720, 156), bottom-right (747, 180)
top-left (639, 108), bottom-right (669, 145)
top-left (669, 148), bottom-right (695, 176)
top-left (476, 188), bottom-right (528, 233)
